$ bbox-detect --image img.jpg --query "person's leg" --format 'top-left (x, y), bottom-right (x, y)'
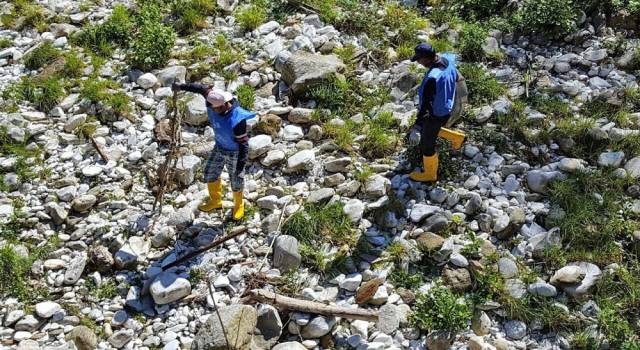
top-left (225, 151), bottom-right (245, 221)
top-left (410, 116), bottom-right (447, 182)
top-left (200, 148), bottom-right (224, 212)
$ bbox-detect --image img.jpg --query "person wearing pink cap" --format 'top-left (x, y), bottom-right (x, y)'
top-left (172, 82), bottom-right (256, 220)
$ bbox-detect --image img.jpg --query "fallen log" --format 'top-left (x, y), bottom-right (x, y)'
top-left (244, 289), bottom-right (379, 322)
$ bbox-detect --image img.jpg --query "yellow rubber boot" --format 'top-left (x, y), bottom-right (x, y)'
top-left (232, 191), bottom-right (244, 221)
top-left (198, 179), bottom-right (222, 212)
top-left (409, 154), bottom-right (438, 182)
top-left (438, 128), bottom-right (466, 150)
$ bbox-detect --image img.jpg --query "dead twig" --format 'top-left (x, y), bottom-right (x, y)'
top-left (206, 274), bottom-right (231, 350)
top-left (243, 289), bottom-right (380, 322)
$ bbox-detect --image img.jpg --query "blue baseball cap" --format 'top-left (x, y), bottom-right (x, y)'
top-left (410, 43), bottom-right (436, 62)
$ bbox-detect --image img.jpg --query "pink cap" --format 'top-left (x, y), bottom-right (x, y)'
top-left (206, 89), bottom-right (233, 107)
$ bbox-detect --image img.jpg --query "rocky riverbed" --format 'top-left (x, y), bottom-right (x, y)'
top-left (1, 0), bottom-right (640, 349)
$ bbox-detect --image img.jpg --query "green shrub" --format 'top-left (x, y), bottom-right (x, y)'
top-left (458, 63), bottom-right (505, 105)
top-left (381, 3), bottom-right (427, 46)
top-left (23, 42), bottom-right (60, 71)
top-left (458, 0), bottom-right (509, 19)
top-left (0, 38), bottom-right (12, 49)
top-left (396, 43), bottom-right (415, 61)
top-left (361, 112), bottom-right (398, 159)
top-left (3, 76), bottom-right (64, 112)
top-left (72, 4), bottom-right (134, 56)
top-left (0, 245), bottom-right (32, 300)
top-left (389, 269), bottom-right (424, 290)
top-left (1, 0), bottom-right (47, 31)
top-left (459, 23), bottom-right (488, 61)
top-left (62, 51), bottom-right (85, 78)
top-left (410, 284), bottom-right (472, 333)
top-left (171, 0), bottom-right (217, 34)
top-left (519, 0), bottom-right (576, 36)
top-left (236, 5), bottom-right (267, 31)
top-left (236, 85), bottom-right (255, 109)
top-left (282, 203), bottom-right (355, 247)
top-left (127, 19), bottom-right (176, 71)
top-left (80, 79), bottom-right (131, 117)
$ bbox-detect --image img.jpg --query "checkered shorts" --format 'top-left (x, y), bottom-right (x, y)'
top-left (203, 146), bottom-right (245, 191)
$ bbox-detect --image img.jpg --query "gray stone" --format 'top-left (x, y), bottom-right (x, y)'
top-left (192, 305), bottom-right (257, 350)
top-left (15, 315), bottom-right (42, 331)
top-left (273, 342), bottom-right (307, 350)
top-left (184, 93), bottom-right (208, 125)
top-left (283, 124), bottom-right (304, 141)
top-left (498, 258), bottom-right (518, 279)
top-left (504, 320), bottom-right (527, 340)
top-left (598, 151), bottom-right (625, 168)
top-left (465, 192), bottom-right (482, 215)
top-left (471, 311), bottom-right (491, 336)
top-left (505, 279), bottom-right (527, 299)
top-left (450, 252), bottom-right (469, 267)
top-left (624, 156), bottom-right (640, 178)
top-left (108, 329), bottom-right (134, 348)
top-left (273, 235), bottom-right (301, 273)
top-left (410, 204), bottom-right (440, 223)
top-left (583, 49), bottom-right (607, 62)
top-left (378, 304), bottom-right (400, 334)
top-left (324, 157), bottom-right (351, 173)
top-left (558, 158), bottom-right (584, 173)
top-left (289, 108), bottom-right (313, 124)
top-left (88, 246), bottom-right (114, 273)
top-left (5, 309), bottom-right (25, 326)
top-left (308, 188), bottom-right (335, 204)
top-left (150, 272), bottom-right (192, 305)
top-left (64, 254), bottom-right (87, 285)
top-left (249, 134), bottom-right (273, 159)
top-left (157, 66), bottom-right (187, 86)
top-left (551, 265), bottom-right (585, 284)
top-left (72, 194), bottom-right (97, 213)
top-left (526, 170), bottom-right (565, 193)
top-left (528, 282), bottom-right (557, 297)
top-left (364, 174), bottom-right (389, 198)
top-left (174, 155), bottom-right (201, 186)
top-left (301, 316), bottom-right (336, 338)
top-left (35, 301), bottom-right (61, 318)
top-left (261, 149), bottom-right (286, 166)
top-left (66, 326), bottom-right (97, 350)
top-left (426, 330), bottom-right (453, 350)
top-left (64, 114), bottom-right (87, 133)
top-left (255, 304), bottom-right (282, 349)
top-left (339, 273), bottom-right (362, 292)
top-left (285, 150), bottom-right (315, 173)
top-left (56, 185), bottom-right (77, 202)
top-left (558, 262), bottom-right (602, 297)
top-left (46, 202), bottom-right (68, 225)
top-left (137, 73), bottom-right (158, 89)
top-left (343, 199), bottom-right (364, 223)
top-left (281, 51), bottom-right (346, 95)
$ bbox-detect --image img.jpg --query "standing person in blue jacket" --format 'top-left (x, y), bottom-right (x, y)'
top-left (171, 83), bottom-right (256, 220)
top-left (408, 43), bottom-right (465, 182)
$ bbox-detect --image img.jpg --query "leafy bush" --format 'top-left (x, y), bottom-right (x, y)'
top-left (236, 85), bottom-right (255, 109)
top-left (171, 0), bottom-right (217, 34)
top-left (519, 0), bottom-right (576, 36)
top-left (0, 38), bottom-right (12, 49)
top-left (72, 4), bottom-right (134, 56)
top-left (389, 269), bottom-right (423, 289)
top-left (361, 111), bottom-right (399, 159)
top-left (127, 9), bottom-right (176, 71)
top-left (458, 63), bottom-right (505, 105)
top-left (236, 5), bottom-right (267, 31)
top-left (458, 0), bottom-right (510, 19)
top-left (0, 245), bottom-right (32, 300)
top-left (459, 23), bottom-right (488, 61)
top-left (410, 284), bottom-right (472, 333)
top-left (381, 3), bottom-right (427, 46)
top-left (23, 41), bottom-right (60, 70)
top-left (3, 76), bottom-right (64, 112)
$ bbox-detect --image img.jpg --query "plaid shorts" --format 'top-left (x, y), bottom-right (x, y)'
top-left (203, 146), bottom-right (245, 191)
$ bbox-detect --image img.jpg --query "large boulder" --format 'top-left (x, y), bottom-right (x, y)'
top-left (280, 51), bottom-right (346, 95)
top-left (192, 305), bottom-right (257, 350)
top-left (184, 93), bottom-right (208, 125)
top-left (273, 235), bottom-right (301, 272)
top-left (254, 304), bottom-right (283, 349)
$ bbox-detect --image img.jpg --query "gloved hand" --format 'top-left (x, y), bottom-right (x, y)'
top-left (407, 125), bottom-right (421, 147)
top-left (171, 83), bottom-right (183, 92)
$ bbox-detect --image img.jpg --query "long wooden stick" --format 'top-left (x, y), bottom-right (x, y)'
top-left (162, 225), bottom-right (248, 270)
top-left (244, 289), bottom-right (379, 321)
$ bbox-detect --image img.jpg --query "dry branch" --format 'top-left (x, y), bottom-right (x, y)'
top-left (244, 289), bottom-right (379, 321)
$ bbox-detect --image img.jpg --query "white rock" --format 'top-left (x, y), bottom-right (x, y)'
top-left (35, 301), bottom-right (61, 318)
top-left (137, 73), bottom-right (158, 89)
top-left (150, 272), bottom-right (192, 305)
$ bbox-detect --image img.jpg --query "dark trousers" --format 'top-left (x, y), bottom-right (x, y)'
top-left (420, 114), bottom-right (450, 156)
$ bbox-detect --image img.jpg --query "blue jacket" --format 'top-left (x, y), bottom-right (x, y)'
top-left (208, 101), bottom-right (256, 151)
top-left (418, 52), bottom-right (458, 118)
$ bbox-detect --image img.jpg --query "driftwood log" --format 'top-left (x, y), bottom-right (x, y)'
top-left (244, 289), bottom-right (379, 322)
